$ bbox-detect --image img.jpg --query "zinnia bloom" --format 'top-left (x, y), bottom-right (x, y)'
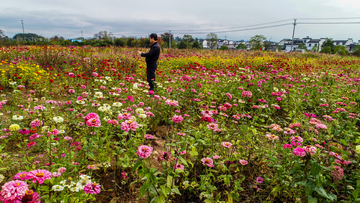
top-left (242, 91), bottom-right (252, 98)
top-left (201, 157), bottom-right (214, 167)
top-left (256, 177), bottom-right (263, 183)
top-left (26, 169), bottom-right (51, 184)
top-left (84, 182), bottom-right (101, 194)
top-left (172, 115), bottom-right (183, 123)
top-left (86, 117), bottom-right (101, 127)
top-left (20, 190), bottom-right (40, 203)
top-left (14, 172), bottom-right (28, 181)
top-left (0, 180), bottom-right (29, 202)
top-left (239, 160), bottom-right (248, 165)
top-left (293, 147), bottom-right (306, 157)
top-left (173, 163), bottom-right (185, 170)
top-left (221, 142), bottom-right (232, 148)
top-left (137, 145), bottom-right (153, 158)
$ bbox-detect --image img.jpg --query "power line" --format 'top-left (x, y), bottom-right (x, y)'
top-left (298, 22), bottom-right (360, 25)
top-left (296, 17), bottom-right (360, 20)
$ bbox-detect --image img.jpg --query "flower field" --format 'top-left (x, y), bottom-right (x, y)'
top-left (0, 46), bottom-right (360, 203)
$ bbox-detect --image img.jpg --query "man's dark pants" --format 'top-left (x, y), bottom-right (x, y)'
top-left (147, 63), bottom-right (157, 91)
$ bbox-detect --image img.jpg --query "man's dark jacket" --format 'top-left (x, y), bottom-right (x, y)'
top-left (141, 42), bottom-right (161, 64)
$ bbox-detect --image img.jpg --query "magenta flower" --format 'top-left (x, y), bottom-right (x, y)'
top-left (87, 165), bottom-right (96, 170)
top-left (14, 172), bottom-right (28, 181)
top-left (121, 120), bottom-right (139, 132)
top-left (27, 142), bottom-right (36, 148)
top-left (290, 136), bottom-right (303, 143)
top-left (303, 145), bottom-right (317, 155)
top-left (239, 160), bottom-right (248, 165)
top-left (226, 93), bottom-right (232, 100)
top-left (221, 142), bottom-right (232, 148)
top-left (137, 145), bottom-right (153, 158)
top-left (84, 182), bottom-right (101, 194)
top-left (283, 144), bottom-right (292, 149)
top-left (30, 119), bottom-right (43, 127)
top-left (331, 166), bottom-right (344, 182)
top-left (242, 91), bottom-right (252, 98)
top-left (201, 157), bottom-right (214, 167)
top-left (207, 123), bottom-right (218, 130)
top-left (86, 117), bottom-right (101, 127)
top-left (256, 177), bottom-right (263, 183)
top-left (172, 115), bottom-right (183, 123)
top-left (0, 180), bottom-right (29, 202)
top-left (84, 113), bottom-right (100, 123)
top-left (293, 147), bottom-right (306, 157)
top-left (21, 190), bottom-right (40, 203)
top-left (173, 163), bottom-right (185, 170)
top-left (144, 134), bottom-right (154, 139)
top-left (26, 169), bottom-right (51, 184)
top-left (51, 172), bottom-right (61, 177)
top-left (64, 136), bottom-right (72, 141)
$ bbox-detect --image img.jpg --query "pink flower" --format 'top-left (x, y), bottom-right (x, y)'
top-left (30, 119), bottom-right (43, 127)
top-left (293, 147), bottom-right (306, 157)
top-left (14, 172), bottom-right (28, 181)
top-left (201, 157), bottom-right (214, 167)
top-left (213, 155), bottom-right (220, 159)
top-left (221, 142), bottom-right (232, 148)
top-left (137, 145), bottom-right (153, 158)
top-left (86, 117), bottom-right (101, 127)
top-left (315, 123), bottom-right (327, 129)
top-left (173, 163), bottom-right (185, 170)
top-left (58, 167), bottom-right (66, 173)
top-left (0, 180), bottom-right (29, 202)
top-left (144, 134), bottom-right (154, 139)
top-left (331, 166), bottom-right (344, 182)
top-left (242, 91), bottom-right (252, 98)
top-left (335, 159), bottom-right (351, 165)
top-left (256, 177), bottom-right (263, 183)
top-left (121, 120), bottom-right (139, 132)
top-left (265, 134), bottom-right (279, 140)
top-left (165, 99), bottom-right (179, 106)
top-left (303, 145), bottom-right (317, 155)
top-left (239, 160), bottom-right (248, 165)
top-left (87, 165), bottom-right (96, 170)
top-left (84, 113), bottom-right (100, 123)
top-left (172, 115), bottom-right (183, 123)
top-left (64, 136), bottom-right (72, 141)
top-left (207, 123), bottom-right (218, 130)
top-left (283, 144), bottom-right (292, 149)
top-left (329, 152), bottom-right (342, 159)
top-left (25, 169), bottom-right (51, 184)
top-left (52, 172), bottom-right (61, 177)
top-left (290, 136), bottom-right (303, 143)
top-left (84, 182), bottom-right (101, 194)
top-left (121, 172), bottom-right (128, 180)
top-left (27, 142), bottom-right (36, 148)
top-left (48, 129), bottom-right (59, 136)
top-left (117, 113), bottom-right (132, 120)
top-left (226, 93), bottom-right (232, 100)
top-left (20, 190), bottom-right (40, 203)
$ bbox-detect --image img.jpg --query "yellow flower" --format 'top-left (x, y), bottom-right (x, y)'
top-left (356, 145), bottom-right (360, 154)
top-left (9, 124), bottom-right (20, 131)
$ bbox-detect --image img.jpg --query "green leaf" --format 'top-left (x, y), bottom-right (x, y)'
top-left (311, 162), bottom-right (321, 176)
top-left (305, 180), bottom-right (316, 196)
top-left (178, 156), bottom-right (188, 167)
top-left (308, 195), bottom-right (317, 203)
top-left (132, 160), bottom-right (142, 172)
top-left (139, 180), bottom-right (152, 199)
top-left (171, 188), bottom-right (181, 195)
top-left (314, 186), bottom-right (333, 201)
top-left (167, 175), bottom-right (173, 188)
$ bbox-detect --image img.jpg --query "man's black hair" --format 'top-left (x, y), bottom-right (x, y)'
top-left (150, 33), bottom-right (157, 41)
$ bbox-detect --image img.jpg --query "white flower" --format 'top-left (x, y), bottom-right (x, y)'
top-left (42, 126), bottom-right (49, 132)
top-left (59, 130), bottom-right (65, 134)
top-left (133, 83), bottom-right (139, 89)
top-left (13, 90), bottom-right (21, 93)
top-left (94, 92), bottom-right (103, 98)
top-left (239, 100), bottom-right (245, 103)
top-left (320, 98), bottom-right (327, 103)
top-left (0, 174), bottom-right (4, 183)
top-left (102, 162), bottom-right (111, 167)
top-left (135, 108), bottom-right (145, 114)
top-left (0, 113), bottom-right (3, 116)
top-left (12, 115), bottom-right (24, 121)
top-left (130, 116), bottom-right (136, 121)
top-left (105, 76), bottom-right (112, 81)
top-left (112, 102), bottom-right (123, 107)
top-left (76, 100), bottom-right (85, 104)
top-left (98, 106), bottom-right (107, 112)
top-left (52, 185), bottom-right (65, 191)
top-left (103, 116), bottom-right (110, 121)
top-left (9, 82), bottom-right (17, 86)
top-left (139, 114), bottom-right (147, 119)
top-left (131, 91), bottom-right (137, 95)
top-left (53, 116), bottom-right (64, 123)
top-left (79, 175), bottom-right (91, 180)
top-left (60, 179), bottom-right (75, 188)
top-left (273, 87), bottom-right (279, 92)
top-left (70, 186), bottom-right (80, 192)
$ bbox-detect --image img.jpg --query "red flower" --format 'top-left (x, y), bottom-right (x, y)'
top-left (49, 79), bottom-right (54, 83)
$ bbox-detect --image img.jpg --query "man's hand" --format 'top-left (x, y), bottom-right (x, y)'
top-left (137, 51), bottom-right (142, 55)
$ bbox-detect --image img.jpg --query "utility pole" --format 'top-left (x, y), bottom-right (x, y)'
top-left (81, 30), bottom-right (83, 38)
top-left (290, 19), bottom-right (297, 52)
top-left (169, 30), bottom-right (171, 49)
top-left (21, 20), bottom-right (25, 33)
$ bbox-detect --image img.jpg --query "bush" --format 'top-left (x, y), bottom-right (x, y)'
top-left (219, 45), bottom-right (229, 51)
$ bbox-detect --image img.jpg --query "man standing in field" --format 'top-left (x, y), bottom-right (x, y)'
top-left (138, 33), bottom-right (161, 92)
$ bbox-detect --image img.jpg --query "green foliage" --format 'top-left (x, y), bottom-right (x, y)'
top-left (13, 33), bottom-right (44, 41)
top-left (206, 33), bottom-right (218, 49)
top-left (177, 41), bottom-right (187, 49)
top-left (236, 43), bottom-right (247, 50)
top-left (114, 38), bottom-right (126, 47)
top-left (249, 35), bottom-right (266, 50)
top-left (297, 43), bottom-right (308, 51)
top-left (192, 41), bottom-right (201, 49)
top-left (353, 45), bottom-right (360, 56)
top-left (320, 46), bottom-right (332, 54)
top-left (321, 38), bottom-right (335, 53)
top-left (334, 45), bottom-right (349, 55)
top-left (219, 45), bottom-right (229, 51)
top-left (161, 32), bottom-right (174, 48)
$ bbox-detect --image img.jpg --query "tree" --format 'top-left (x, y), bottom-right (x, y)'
top-left (0, 30), bottom-right (6, 40)
top-left (219, 45), bottom-right (229, 51)
top-left (161, 32), bottom-right (174, 48)
top-left (192, 41), bottom-right (201, 49)
top-left (13, 33), bottom-right (44, 41)
top-left (114, 38), bottom-right (125, 47)
top-left (334, 45), bottom-right (349, 55)
top-left (140, 37), bottom-right (151, 48)
top-left (236, 43), bottom-right (247, 50)
top-left (183, 34), bottom-right (194, 48)
top-left (206, 33), bottom-right (218, 49)
top-left (311, 45), bottom-right (319, 52)
top-left (297, 43), bottom-right (308, 51)
top-left (352, 45), bottom-right (360, 56)
top-left (320, 46), bottom-right (332, 54)
top-left (321, 38), bottom-right (335, 53)
top-left (177, 41), bottom-right (187, 49)
top-left (249, 35), bottom-right (266, 50)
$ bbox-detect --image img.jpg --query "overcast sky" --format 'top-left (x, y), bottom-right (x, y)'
top-left (1, 0), bottom-right (360, 42)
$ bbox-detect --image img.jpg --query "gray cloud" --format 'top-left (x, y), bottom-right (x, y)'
top-left (1, 0), bottom-right (360, 41)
